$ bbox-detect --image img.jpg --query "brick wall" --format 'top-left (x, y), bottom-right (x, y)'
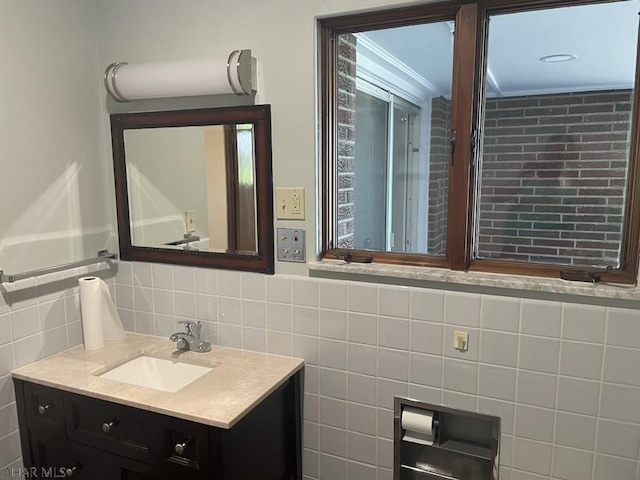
top-left (426, 90), bottom-right (632, 266)
top-left (480, 90), bottom-right (632, 267)
top-left (427, 97), bottom-right (451, 255)
top-left (336, 34), bottom-right (357, 249)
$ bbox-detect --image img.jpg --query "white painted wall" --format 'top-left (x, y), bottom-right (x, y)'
top-left (2, 2), bottom-right (640, 478)
top-left (94, 0), bottom-right (420, 275)
top-left (0, 0), bottom-right (114, 274)
top-left (0, 2), bottom-right (116, 471)
top-left (204, 126), bottom-right (229, 251)
top-left (124, 126), bottom-right (209, 246)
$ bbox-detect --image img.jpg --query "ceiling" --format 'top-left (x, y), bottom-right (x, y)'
top-left (360, 0), bottom-right (639, 99)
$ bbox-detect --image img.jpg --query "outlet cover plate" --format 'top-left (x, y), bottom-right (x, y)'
top-left (277, 228), bottom-right (306, 262)
top-left (275, 187), bottom-right (305, 220)
top-left (185, 210), bottom-right (196, 233)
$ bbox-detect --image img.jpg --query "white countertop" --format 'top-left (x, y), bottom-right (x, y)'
top-left (12, 333), bottom-right (304, 429)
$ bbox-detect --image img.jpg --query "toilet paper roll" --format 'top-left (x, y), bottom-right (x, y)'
top-left (79, 277), bottom-right (125, 350)
top-left (401, 407), bottom-right (436, 445)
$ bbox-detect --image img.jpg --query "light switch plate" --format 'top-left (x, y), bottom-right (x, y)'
top-left (454, 331), bottom-right (469, 352)
top-left (277, 228), bottom-right (306, 262)
top-left (185, 210), bottom-right (196, 233)
top-left (275, 187), bottom-right (305, 220)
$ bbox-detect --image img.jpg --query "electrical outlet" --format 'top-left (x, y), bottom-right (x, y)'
top-left (275, 188), bottom-right (305, 220)
top-left (277, 228), bottom-right (305, 262)
top-left (185, 210), bottom-right (196, 233)
top-left (291, 192), bottom-right (301, 215)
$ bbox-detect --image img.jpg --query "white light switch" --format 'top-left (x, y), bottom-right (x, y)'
top-left (454, 331), bottom-right (469, 352)
top-left (185, 210), bottom-right (196, 233)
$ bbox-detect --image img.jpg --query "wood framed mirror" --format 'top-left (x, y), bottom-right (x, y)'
top-left (110, 105), bottom-right (274, 274)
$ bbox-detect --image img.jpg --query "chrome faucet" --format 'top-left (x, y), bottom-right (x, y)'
top-left (169, 320), bottom-right (211, 353)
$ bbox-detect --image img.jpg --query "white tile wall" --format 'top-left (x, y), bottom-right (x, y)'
top-left (0, 265), bottom-right (112, 471)
top-left (109, 262), bottom-right (640, 480)
top-left (3, 261), bottom-right (640, 480)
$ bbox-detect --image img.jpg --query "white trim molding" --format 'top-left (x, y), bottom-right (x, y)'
top-left (354, 33), bottom-right (441, 105)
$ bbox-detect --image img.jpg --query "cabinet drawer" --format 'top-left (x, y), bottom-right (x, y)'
top-left (23, 382), bottom-right (65, 438)
top-left (64, 391), bottom-right (160, 464)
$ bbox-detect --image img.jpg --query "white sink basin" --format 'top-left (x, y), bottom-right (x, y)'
top-left (99, 356), bottom-right (213, 393)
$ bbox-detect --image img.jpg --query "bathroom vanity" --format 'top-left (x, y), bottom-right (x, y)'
top-left (12, 334), bottom-right (303, 480)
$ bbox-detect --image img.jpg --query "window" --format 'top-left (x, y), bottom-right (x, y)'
top-left (320, 0), bottom-right (640, 284)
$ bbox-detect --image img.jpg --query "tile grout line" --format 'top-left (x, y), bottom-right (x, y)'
top-left (440, 291), bottom-right (446, 406)
top-left (373, 284), bottom-right (379, 471)
top-left (549, 302), bottom-right (566, 479)
top-left (511, 297), bottom-right (523, 474)
top-left (476, 295), bottom-right (485, 413)
top-left (7, 285), bottom-right (17, 375)
top-left (591, 305), bottom-right (610, 480)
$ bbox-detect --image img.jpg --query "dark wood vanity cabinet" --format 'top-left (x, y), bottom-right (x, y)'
top-left (14, 372), bottom-right (301, 480)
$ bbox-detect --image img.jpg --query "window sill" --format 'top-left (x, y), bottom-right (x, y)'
top-left (308, 259), bottom-right (640, 302)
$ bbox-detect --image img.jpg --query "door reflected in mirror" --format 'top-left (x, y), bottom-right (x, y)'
top-left (124, 124), bottom-right (257, 254)
top-left (111, 105), bottom-right (274, 274)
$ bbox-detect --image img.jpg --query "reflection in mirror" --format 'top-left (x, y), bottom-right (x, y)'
top-left (124, 124), bottom-right (256, 254)
top-left (111, 105), bottom-right (274, 274)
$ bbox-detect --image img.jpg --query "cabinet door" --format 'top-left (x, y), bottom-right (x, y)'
top-left (218, 374), bottom-right (302, 480)
top-left (160, 415), bottom-right (212, 480)
top-left (18, 381), bottom-right (66, 467)
top-left (36, 441), bottom-right (111, 480)
top-left (31, 437), bottom-right (162, 480)
top-left (22, 382), bottom-right (65, 439)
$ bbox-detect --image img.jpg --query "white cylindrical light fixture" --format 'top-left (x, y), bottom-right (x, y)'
top-left (104, 50), bottom-right (255, 102)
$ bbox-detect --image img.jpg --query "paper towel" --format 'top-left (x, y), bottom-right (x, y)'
top-left (79, 277), bottom-right (125, 350)
top-left (401, 407), bottom-right (436, 445)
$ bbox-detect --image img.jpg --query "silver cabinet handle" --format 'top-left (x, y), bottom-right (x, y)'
top-left (38, 404), bottom-right (51, 415)
top-left (102, 420), bottom-right (117, 433)
top-left (175, 436), bottom-right (192, 455)
top-left (64, 466), bottom-right (77, 477)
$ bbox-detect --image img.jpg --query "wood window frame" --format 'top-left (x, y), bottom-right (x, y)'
top-left (224, 125), bottom-right (258, 253)
top-left (319, 0), bottom-right (640, 284)
top-left (224, 125), bottom-right (241, 252)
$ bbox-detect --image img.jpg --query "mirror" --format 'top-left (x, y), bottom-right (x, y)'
top-left (110, 105), bottom-right (274, 273)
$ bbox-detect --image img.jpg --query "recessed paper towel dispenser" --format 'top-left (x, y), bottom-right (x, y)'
top-left (394, 398), bottom-right (500, 480)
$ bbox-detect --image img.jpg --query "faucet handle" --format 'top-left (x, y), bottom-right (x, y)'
top-left (176, 320), bottom-right (200, 336)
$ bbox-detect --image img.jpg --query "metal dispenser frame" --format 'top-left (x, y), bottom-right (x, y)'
top-left (394, 397), bottom-right (500, 480)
